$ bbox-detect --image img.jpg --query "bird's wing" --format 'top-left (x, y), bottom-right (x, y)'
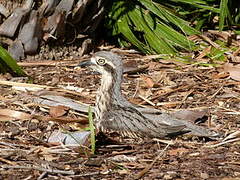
top-left (101, 105), bottom-right (186, 138)
top-left (136, 106), bottom-right (219, 138)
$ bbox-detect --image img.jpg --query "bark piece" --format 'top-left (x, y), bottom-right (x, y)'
top-left (8, 39), bottom-right (25, 61)
top-left (56, 0), bottom-right (74, 17)
top-left (78, 38), bottom-right (92, 56)
top-left (0, 4), bottom-right (10, 17)
top-left (43, 10), bottom-right (66, 41)
top-left (82, 0), bottom-right (105, 33)
top-left (38, 0), bottom-right (61, 16)
top-left (18, 10), bottom-right (42, 54)
top-left (72, 0), bottom-right (92, 23)
top-left (0, 0), bottom-right (34, 37)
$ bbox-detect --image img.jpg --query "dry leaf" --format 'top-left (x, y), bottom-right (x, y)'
top-left (142, 76), bottom-right (154, 88)
top-left (0, 115), bottom-right (13, 122)
top-left (49, 105), bottom-right (69, 117)
top-left (223, 63), bottom-right (240, 81)
top-left (212, 72), bottom-right (229, 79)
top-left (0, 109), bottom-right (31, 120)
top-left (168, 148), bottom-right (189, 156)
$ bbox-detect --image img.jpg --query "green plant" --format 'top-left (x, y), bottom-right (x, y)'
top-left (105, 0), bottom-right (239, 55)
top-left (88, 106), bottom-right (95, 154)
top-left (106, 0), bottom-right (198, 55)
top-left (0, 46), bottom-right (26, 76)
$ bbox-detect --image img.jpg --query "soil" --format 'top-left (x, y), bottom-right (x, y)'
top-left (0, 47), bottom-right (240, 180)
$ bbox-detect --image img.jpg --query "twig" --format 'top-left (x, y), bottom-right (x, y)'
top-left (134, 144), bottom-right (170, 179)
top-left (132, 79), bottom-right (140, 98)
top-left (138, 95), bottom-right (155, 106)
top-left (209, 86), bottom-right (223, 99)
top-left (205, 138), bottom-right (240, 148)
top-left (143, 84), bottom-right (194, 104)
top-left (2, 165), bottom-right (75, 175)
top-left (0, 157), bottom-right (17, 165)
top-left (0, 141), bottom-right (20, 148)
top-left (177, 89), bottom-right (194, 109)
top-left (69, 172), bottom-right (100, 177)
top-left (198, 35), bottom-right (220, 49)
top-left (0, 80), bottom-right (49, 89)
top-left (37, 172), bottom-right (48, 180)
top-left (216, 107), bottom-right (240, 115)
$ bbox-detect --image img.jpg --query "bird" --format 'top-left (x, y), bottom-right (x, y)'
top-left (78, 51), bottom-right (219, 139)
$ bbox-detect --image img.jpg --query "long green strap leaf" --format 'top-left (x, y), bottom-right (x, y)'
top-left (0, 46), bottom-right (26, 76)
top-left (118, 15), bottom-right (150, 53)
top-left (219, 0), bottom-right (229, 30)
top-left (139, 0), bottom-right (200, 35)
top-left (128, 7), bottom-right (176, 54)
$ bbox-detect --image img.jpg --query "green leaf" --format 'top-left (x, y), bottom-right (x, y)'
top-left (170, 0), bottom-right (220, 12)
top-left (0, 46), bottom-right (26, 76)
top-left (118, 15), bottom-right (151, 53)
top-left (128, 7), bottom-right (176, 54)
top-left (139, 0), bottom-right (200, 35)
top-left (219, 0), bottom-right (228, 30)
top-left (88, 106), bottom-right (95, 154)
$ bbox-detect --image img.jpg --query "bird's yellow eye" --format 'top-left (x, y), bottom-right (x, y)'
top-left (97, 58), bottom-right (106, 65)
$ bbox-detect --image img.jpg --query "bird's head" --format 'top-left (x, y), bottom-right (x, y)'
top-left (78, 51), bottom-right (123, 75)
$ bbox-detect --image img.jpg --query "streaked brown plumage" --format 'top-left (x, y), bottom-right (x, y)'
top-left (79, 51), bottom-right (218, 138)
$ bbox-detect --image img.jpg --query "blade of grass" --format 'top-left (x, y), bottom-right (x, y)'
top-left (156, 22), bottom-right (195, 50)
top-left (88, 106), bottom-right (95, 154)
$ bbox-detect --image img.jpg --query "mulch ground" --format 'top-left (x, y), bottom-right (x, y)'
top-left (0, 47), bottom-right (240, 179)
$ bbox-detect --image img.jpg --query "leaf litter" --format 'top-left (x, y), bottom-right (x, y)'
top-left (0, 33), bottom-right (240, 179)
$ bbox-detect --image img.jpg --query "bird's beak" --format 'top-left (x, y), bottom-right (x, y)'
top-left (76, 58), bottom-right (100, 75)
top-left (77, 59), bottom-right (94, 68)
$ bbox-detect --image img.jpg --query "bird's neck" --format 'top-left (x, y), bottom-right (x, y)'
top-left (95, 71), bottom-right (123, 129)
top-left (97, 71), bottom-right (122, 106)
top-left (98, 71), bottom-right (122, 103)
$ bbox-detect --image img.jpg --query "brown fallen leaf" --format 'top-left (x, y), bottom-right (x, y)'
top-left (142, 76), bottom-right (154, 88)
top-left (0, 109), bottom-right (31, 121)
top-left (223, 63), bottom-right (240, 81)
top-left (212, 71), bottom-right (229, 79)
top-left (168, 147), bottom-right (189, 156)
top-left (123, 60), bottom-right (138, 72)
top-left (49, 105), bottom-right (69, 117)
top-left (123, 60), bottom-right (148, 74)
top-left (0, 115), bottom-right (13, 122)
